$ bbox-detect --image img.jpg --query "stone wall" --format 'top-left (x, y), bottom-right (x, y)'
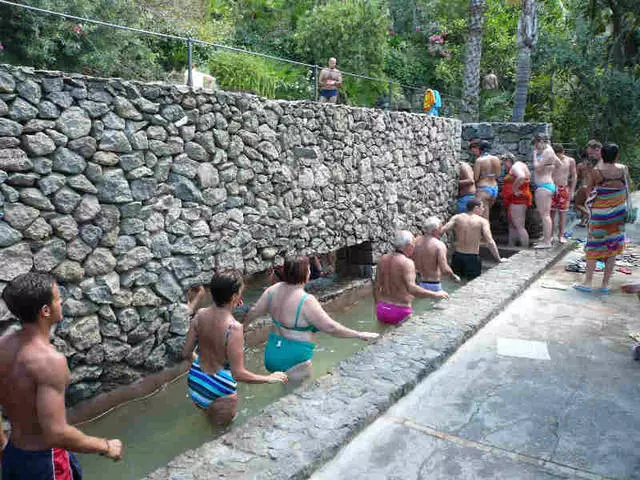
top-left (0, 64), bottom-right (461, 404)
top-left (461, 122), bottom-right (552, 163)
top-left (461, 122), bottom-right (552, 241)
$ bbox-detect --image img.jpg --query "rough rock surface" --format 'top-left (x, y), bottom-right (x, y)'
top-left (0, 63), bottom-right (502, 407)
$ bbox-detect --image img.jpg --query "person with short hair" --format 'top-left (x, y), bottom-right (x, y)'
top-left (502, 152), bottom-right (532, 247)
top-left (457, 161), bottom-right (476, 213)
top-left (573, 143), bottom-right (630, 293)
top-left (0, 273), bottom-right (123, 479)
top-left (551, 143), bottom-right (577, 244)
top-left (441, 198), bottom-right (504, 280)
top-left (575, 140), bottom-right (603, 227)
top-left (374, 230), bottom-right (449, 325)
top-left (413, 217), bottom-right (460, 293)
top-left (244, 257), bottom-right (378, 381)
top-left (470, 139), bottom-right (501, 221)
top-left (532, 133), bottom-right (560, 248)
top-left (182, 272), bottom-right (288, 425)
top-left (318, 57), bottom-right (343, 104)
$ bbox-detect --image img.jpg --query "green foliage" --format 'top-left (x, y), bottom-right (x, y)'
top-left (208, 51), bottom-right (310, 99)
top-left (294, 0), bottom-right (391, 105)
top-left (0, 0), bottom-right (163, 80)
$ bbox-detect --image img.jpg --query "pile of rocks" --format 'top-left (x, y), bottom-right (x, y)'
top-left (0, 64), bottom-right (460, 404)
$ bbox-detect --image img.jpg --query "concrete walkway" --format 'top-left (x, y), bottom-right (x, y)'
top-left (313, 201), bottom-right (640, 479)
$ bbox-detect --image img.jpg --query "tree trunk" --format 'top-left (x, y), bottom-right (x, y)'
top-left (512, 0), bottom-right (538, 122)
top-left (461, 0), bottom-right (487, 122)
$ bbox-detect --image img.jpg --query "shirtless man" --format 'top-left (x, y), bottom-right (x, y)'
top-left (374, 230), bottom-right (449, 325)
top-left (551, 144), bottom-right (577, 243)
top-left (575, 140), bottom-right (602, 227)
top-left (441, 198), bottom-right (503, 280)
top-left (532, 133), bottom-right (560, 248)
top-left (0, 273), bottom-right (122, 479)
top-left (413, 217), bottom-right (461, 293)
top-left (471, 139), bottom-right (501, 221)
top-left (457, 161), bottom-right (476, 213)
top-left (318, 57), bottom-right (343, 104)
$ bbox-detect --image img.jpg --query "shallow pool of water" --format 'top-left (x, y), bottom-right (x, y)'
top-left (77, 278), bottom-right (458, 479)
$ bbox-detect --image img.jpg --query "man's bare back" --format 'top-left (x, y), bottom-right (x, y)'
top-left (375, 252), bottom-right (416, 306)
top-left (459, 162), bottom-right (476, 196)
top-left (450, 213), bottom-right (489, 254)
top-left (413, 235), bottom-right (458, 283)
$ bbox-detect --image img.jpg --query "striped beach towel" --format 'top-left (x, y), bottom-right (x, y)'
top-left (585, 187), bottom-right (627, 260)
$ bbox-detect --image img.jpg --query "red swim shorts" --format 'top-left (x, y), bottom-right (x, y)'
top-left (552, 185), bottom-right (570, 211)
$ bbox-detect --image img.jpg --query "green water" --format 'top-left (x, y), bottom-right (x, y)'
top-left (77, 278), bottom-right (458, 480)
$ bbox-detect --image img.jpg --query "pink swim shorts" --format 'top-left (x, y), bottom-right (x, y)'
top-left (376, 301), bottom-right (412, 325)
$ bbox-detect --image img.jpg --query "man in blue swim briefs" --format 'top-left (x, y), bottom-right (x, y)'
top-left (532, 133), bottom-right (560, 248)
top-left (0, 273), bottom-right (123, 479)
top-left (318, 57), bottom-right (343, 104)
top-left (413, 217), bottom-right (461, 292)
top-left (471, 139), bottom-right (501, 222)
top-left (457, 160), bottom-right (476, 213)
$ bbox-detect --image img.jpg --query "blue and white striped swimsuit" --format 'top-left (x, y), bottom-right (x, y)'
top-left (187, 327), bottom-right (237, 408)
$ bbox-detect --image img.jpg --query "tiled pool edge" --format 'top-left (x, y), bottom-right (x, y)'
top-left (144, 245), bottom-right (571, 480)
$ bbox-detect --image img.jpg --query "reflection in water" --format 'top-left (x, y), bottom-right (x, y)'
top-left (77, 278), bottom-right (457, 480)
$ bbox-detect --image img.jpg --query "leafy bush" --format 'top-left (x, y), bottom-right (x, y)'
top-left (208, 51), bottom-right (310, 99)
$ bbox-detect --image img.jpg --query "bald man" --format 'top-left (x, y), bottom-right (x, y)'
top-left (318, 57), bottom-right (343, 103)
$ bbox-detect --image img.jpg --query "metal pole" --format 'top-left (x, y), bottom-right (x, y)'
top-left (187, 38), bottom-right (193, 88)
top-left (388, 82), bottom-right (393, 110)
top-left (313, 65), bottom-right (319, 101)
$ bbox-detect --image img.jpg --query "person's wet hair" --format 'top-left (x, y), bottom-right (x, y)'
top-left (501, 152), bottom-right (516, 166)
top-left (209, 272), bottom-right (243, 307)
top-left (552, 143), bottom-right (564, 154)
top-left (587, 139), bottom-right (602, 150)
top-left (533, 133), bottom-right (548, 143)
top-left (470, 139), bottom-right (490, 153)
top-left (602, 143), bottom-right (619, 164)
top-left (2, 272), bottom-right (55, 324)
top-left (282, 256), bottom-right (310, 285)
top-left (467, 197), bottom-right (482, 212)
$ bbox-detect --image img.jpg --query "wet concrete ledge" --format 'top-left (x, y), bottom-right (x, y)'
top-left (143, 245), bottom-right (571, 480)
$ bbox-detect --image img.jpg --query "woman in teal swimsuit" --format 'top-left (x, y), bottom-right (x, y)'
top-left (245, 257), bottom-right (379, 381)
top-left (182, 272), bottom-right (288, 425)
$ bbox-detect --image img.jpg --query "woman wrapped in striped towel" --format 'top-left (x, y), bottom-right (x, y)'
top-left (574, 143), bottom-right (631, 293)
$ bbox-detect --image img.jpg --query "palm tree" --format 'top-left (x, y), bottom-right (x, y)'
top-left (461, 0), bottom-right (487, 122)
top-left (512, 0), bottom-right (538, 122)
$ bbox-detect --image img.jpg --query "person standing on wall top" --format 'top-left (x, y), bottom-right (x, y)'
top-left (318, 57), bottom-right (343, 104)
top-left (501, 152), bottom-right (532, 247)
top-left (374, 231), bottom-right (449, 325)
top-left (532, 133), bottom-right (560, 248)
top-left (457, 160), bottom-right (476, 213)
top-left (551, 143), bottom-right (577, 244)
top-left (441, 198), bottom-right (504, 281)
top-left (0, 273), bottom-right (123, 479)
top-left (413, 217), bottom-right (461, 293)
top-left (471, 139), bottom-right (501, 222)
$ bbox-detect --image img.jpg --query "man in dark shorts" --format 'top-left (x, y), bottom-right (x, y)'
top-left (441, 198), bottom-right (504, 280)
top-left (318, 58), bottom-right (343, 103)
top-left (0, 273), bottom-right (122, 479)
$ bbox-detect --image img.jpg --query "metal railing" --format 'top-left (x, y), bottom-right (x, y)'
top-left (0, 0), bottom-right (461, 114)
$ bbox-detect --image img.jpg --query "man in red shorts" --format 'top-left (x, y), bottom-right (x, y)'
top-left (0, 273), bottom-right (123, 479)
top-left (551, 143), bottom-right (577, 243)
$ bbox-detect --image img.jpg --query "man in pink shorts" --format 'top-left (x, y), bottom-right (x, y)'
top-left (374, 230), bottom-right (448, 325)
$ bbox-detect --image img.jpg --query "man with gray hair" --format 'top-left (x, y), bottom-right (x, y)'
top-left (374, 230), bottom-right (449, 325)
top-left (413, 217), bottom-right (461, 293)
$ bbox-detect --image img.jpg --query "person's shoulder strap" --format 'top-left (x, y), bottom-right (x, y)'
top-left (293, 293), bottom-right (309, 329)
